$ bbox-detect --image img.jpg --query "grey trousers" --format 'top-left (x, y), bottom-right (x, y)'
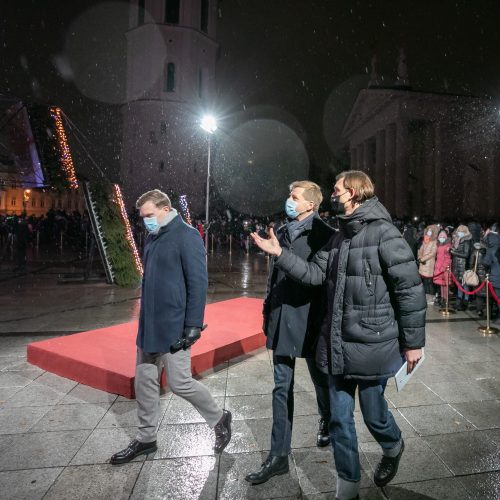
top-left (135, 348), bottom-right (223, 443)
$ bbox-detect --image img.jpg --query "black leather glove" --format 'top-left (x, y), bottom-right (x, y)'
top-left (183, 326), bottom-right (202, 348)
top-left (170, 325), bottom-right (207, 353)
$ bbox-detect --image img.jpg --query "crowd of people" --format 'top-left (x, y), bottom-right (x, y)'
top-left (400, 220), bottom-right (500, 323)
top-left (0, 210), bottom-right (91, 270)
top-left (2, 206), bottom-right (499, 320)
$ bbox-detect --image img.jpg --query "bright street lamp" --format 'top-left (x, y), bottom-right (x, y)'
top-left (200, 114), bottom-right (217, 254)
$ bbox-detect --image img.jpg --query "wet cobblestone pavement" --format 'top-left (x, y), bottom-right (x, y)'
top-left (0, 250), bottom-right (499, 499)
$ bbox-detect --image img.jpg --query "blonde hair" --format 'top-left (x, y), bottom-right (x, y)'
top-left (289, 180), bottom-right (323, 210)
top-left (336, 170), bottom-right (374, 204)
top-left (136, 189), bottom-right (172, 209)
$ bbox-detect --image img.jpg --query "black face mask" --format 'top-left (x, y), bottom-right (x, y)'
top-left (330, 196), bottom-right (345, 215)
top-left (330, 190), bottom-right (349, 215)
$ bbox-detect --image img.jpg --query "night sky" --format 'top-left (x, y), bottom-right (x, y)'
top-left (1, 0), bottom-right (499, 184)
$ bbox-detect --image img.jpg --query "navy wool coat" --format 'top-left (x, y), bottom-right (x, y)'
top-left (264, 214), bottom-right (334, 358)
top-left (137, 214), bottom-right (208, 353)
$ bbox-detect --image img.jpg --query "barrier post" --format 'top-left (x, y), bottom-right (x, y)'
top-left (211, 233), bottom-right (214, 254)
top-left (229, 234), bottom-right (232, 255)
top-left (478, 275), bottom-right (499, 334)
top-left (440, 266), bottom-right (455, 316)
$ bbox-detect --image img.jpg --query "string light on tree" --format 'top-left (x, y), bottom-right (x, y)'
top-left (49, 107), bottom-right (79, 189)
top-left (113, 184), bottom-right (143, 275)
top-left (179, 195), bottom-right (193, 226)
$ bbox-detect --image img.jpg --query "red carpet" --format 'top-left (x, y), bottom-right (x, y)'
top-left (27, 297), bottom-right (265, 399)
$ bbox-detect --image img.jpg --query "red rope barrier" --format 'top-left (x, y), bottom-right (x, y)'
top-left (489, 282), bottom-right (500, 305)
top-left (432, 270), bottom-right (445, 279)
top-left (450, 272), bottom-right (486, 295)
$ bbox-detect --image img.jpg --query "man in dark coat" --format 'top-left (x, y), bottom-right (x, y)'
top-left (246, 181), bottom-right (333, 485)
top-left (13, 217), bottom-right (31, 271)
top-left (110, 190), bottom-right (231, 465)
top-left (483, 223), bottom-right (500, 324)
top-left (252, 171), bottom-right (426, 500)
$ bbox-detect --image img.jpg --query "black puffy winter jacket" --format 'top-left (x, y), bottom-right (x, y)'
top-left (274, 196), bottom-right (426, 380)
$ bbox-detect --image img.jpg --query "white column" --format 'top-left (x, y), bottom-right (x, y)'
top-left (384, 124), bottom-right (396, 214)
top-left (395, 119), bottom-right (409, 218)
top-left (375, 130), bottom-right (386, 202)
top-left (433, 122), bottom-right (442, 218)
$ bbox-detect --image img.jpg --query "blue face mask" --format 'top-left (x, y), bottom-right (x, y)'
top-left (143, 216), bottom-right (159, 232)
top-left (438, 237), bottom-right (447, 243)
top-left (457, 231), bottom-right (465, 239)
top-left (285, 199), bottom-right (300, 219)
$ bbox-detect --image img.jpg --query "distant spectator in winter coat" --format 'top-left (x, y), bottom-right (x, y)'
top-left (469, 239), bottom-right (488, 317)
top-left (418, 224), bottom-right (439, 303)
top-left (467, 221), bottom-right (482, 244)
top-left (450, 224), bottom-right (473, 310)
top-left (483, 223), bottom-right (500, 324)
top-left (402, 222), bottom-right (418, 258)
top-left (433, 230), bottom-right (452, 307)
top-left (196, 221), bottom-right (205, 241)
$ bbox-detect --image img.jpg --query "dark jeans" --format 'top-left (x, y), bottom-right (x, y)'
top-left (270, 354), bottom-right (330, 456)
top-left (328, 376), bottom-right (401, 482)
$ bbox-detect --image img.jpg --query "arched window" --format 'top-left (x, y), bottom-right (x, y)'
top-left (165, 63), bottom-right (175, 92)
top-left (138, 0), bottom-right (145, 26)
top-left (165, 0), bottom-right (180, 24)
top-left (201, 0), bottom-right (209, 32)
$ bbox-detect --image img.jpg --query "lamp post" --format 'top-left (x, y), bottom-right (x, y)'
top-left (200, 115), bottom-right (217, 254)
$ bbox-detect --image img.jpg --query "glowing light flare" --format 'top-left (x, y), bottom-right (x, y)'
top-left (179, 195), bottom-right (192, 226)
top-left (113, 184), bottom-right (143, 276)
top-left (50, 107), bottom-right (79, 189)
top-left (200, 115), bottom-right (217, 134)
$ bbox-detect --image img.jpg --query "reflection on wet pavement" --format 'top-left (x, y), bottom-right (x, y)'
top-left (0, 251), bottom-right (269, 333)
top-left (0, 250), bottom-right (499, 498)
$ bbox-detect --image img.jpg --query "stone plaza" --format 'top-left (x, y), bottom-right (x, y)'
top-left (0, 252), bottom-right (499, 499)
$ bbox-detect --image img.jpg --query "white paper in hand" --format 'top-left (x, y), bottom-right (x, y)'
top-left (395, 348), bottom-right (425, 392)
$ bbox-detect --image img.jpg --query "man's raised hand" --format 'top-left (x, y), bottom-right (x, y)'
top-left (250, 227), bottom-right (283, 256)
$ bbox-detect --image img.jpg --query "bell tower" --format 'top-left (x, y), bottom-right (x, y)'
top-left (121, 0), bottom-right (218, 211)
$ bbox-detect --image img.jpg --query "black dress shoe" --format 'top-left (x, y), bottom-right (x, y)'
top-left (214, 410), bottom-right (232, 453)
top-left (110, 439), bottom-right (157, 465)
top-left (245, 455), bottom-right (289, 485)
top-left (374, 439), bottom-right (405, 487)
top-left (317, 417), bottom-right (330, 447)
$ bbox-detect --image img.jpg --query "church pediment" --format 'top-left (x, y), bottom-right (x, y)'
top-left (342, 89), bottom-right (398, 138)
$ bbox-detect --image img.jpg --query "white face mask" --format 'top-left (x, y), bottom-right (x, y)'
top-left (426, 230), bottom-right (432, 236)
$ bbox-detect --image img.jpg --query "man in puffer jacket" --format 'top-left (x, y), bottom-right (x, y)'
top-left (251, 170), bottom-right (426, 500)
